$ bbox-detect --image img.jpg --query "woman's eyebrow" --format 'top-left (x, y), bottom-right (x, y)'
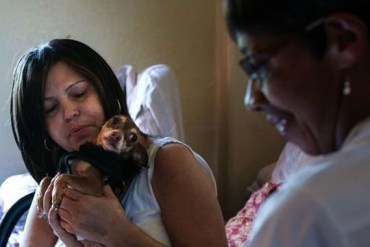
top-left (65, 79), bottom-right (87, 91)
top-left (44, 80), bottom-right (87, 100)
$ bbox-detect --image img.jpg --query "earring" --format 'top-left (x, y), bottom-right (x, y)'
top-left (116, 99), bottom-right (122, 113)
top-left (44, 138), bottom-right (53, 152)
top-left (343, 79), bottom-right (351, 96)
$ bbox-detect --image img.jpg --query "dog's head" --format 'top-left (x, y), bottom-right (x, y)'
top-left (96, 115), bottom-right (148, 167)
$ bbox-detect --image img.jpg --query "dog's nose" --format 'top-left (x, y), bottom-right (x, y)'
top-left (111, 130), bottom-right (122, 141)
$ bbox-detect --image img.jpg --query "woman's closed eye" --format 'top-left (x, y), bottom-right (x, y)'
top-left (71, 90), bottom-right (87, 99)
top-left (43, 90), bottom-right (86, 116)
top-left (68, 80), bottom-right (91, 101)
top-left (44, 102), bottom-right (58, 116)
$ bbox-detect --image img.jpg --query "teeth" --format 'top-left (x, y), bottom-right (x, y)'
top-left (276, 119), bottom-right (287, 133)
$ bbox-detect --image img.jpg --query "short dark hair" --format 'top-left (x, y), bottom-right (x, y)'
top-left (225, 0), bottom-right (370, 56)
top-left (225, 0), bottom-right (370, 37)
top-left (11, 39), bottom-right (129, 183)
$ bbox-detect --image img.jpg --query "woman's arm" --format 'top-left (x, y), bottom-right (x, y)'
top-left (54, 184), bottom-right (163, 246)
top-left (21, 187), bottom-right (57, 247)
top-left (50, 144), bottom-right (227, 246)
top-left (152, 143), bottom-right (227, 246)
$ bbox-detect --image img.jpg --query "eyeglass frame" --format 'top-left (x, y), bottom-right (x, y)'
top-left (240, 18), bottom-right (325, 106)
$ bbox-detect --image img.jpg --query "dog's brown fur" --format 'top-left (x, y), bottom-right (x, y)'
top-left (36, 115), bottom-right (149, 215)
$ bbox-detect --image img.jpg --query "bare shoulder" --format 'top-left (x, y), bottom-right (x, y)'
top-left (152, 142), bottom-right (208, 184)
top-left (154, 142), bottom-right (196, 166)
top-left (151, 141), bottom-right (214, 201)
top-left (151, 142), bottom-right (227, 246)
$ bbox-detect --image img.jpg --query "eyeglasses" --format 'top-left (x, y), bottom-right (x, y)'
top-left (239, 38), bottom-right (291, 94)
top-left (241, 18), bottom-right (324, 106)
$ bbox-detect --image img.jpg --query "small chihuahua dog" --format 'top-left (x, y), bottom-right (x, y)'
top-left (37, 114), bottom-right (149, 215)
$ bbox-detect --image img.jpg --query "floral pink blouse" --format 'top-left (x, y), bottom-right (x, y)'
top-left (225, 182), bottom-right (280, 247)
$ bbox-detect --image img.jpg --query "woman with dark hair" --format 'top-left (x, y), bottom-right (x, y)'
top-left (224, 0), bottom-right (370, 246)
top-left (12, 39), bottom-right (126, 184)
top-left (11, 39), bottom-right (227, 246)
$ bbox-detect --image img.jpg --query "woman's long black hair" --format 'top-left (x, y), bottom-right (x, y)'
top-left (11, 39), bottom-right (129, 183)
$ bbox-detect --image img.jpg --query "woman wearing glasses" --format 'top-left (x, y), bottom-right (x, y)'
top-left (224, 0), bottom-right (370, 246)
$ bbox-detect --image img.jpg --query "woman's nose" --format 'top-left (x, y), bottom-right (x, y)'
top-left (63, 104), bottom-right (80, 122)
top-left (244, 78), bottom-right (268, 112)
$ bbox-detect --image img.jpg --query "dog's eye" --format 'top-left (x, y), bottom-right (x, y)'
top-left (129, 133), bottom-right (137, 143)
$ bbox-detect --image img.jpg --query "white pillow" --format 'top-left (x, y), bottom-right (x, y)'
top-left (117, 64), bottom-right (185, 141)
top-left (0, 173), bottom-right (37, 213)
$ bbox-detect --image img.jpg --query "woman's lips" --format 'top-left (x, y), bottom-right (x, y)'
top-left (276, 118), bottom-right (288, 134)
top-left (69, 125), bottom-right (87, 137)
top-left (266, 114), bottom-right (289, 135)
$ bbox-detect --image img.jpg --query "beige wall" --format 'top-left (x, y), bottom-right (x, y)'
top-left (0, 0), bottom-right (217, 182)
top-left (0, 0), bottom-right (285, 219)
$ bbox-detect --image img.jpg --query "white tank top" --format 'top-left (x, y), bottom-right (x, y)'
top-left (122, 137), bottom-right (217, 246)
top-left (55, 137), bottom-right (216, 246)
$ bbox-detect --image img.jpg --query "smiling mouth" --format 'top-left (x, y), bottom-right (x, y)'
top-left (266, 115), bottom-right (288, 134)
top-left (276, 119), bottom-right (287, 133)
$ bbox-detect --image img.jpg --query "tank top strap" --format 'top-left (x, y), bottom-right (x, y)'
top-left (146, 137), bottom-right (181, 178)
